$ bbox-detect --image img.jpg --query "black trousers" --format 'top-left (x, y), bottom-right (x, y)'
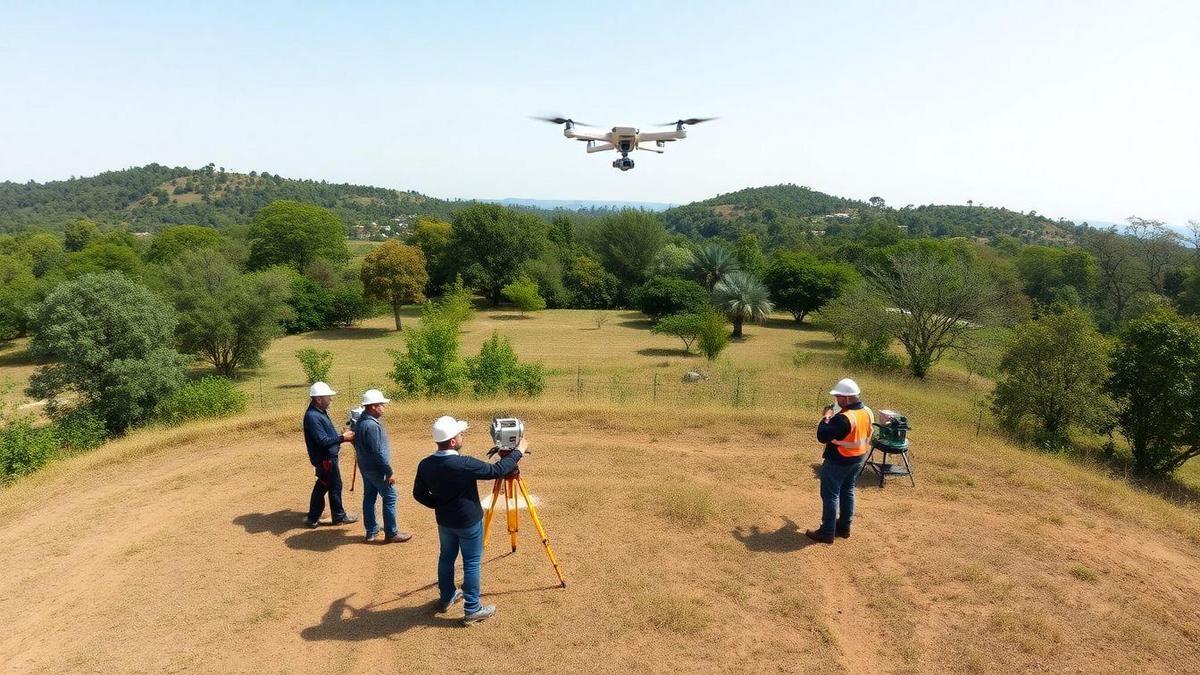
top-left (307, 458), bottom-right (347, 523)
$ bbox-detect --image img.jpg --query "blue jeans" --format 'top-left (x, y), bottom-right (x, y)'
top-left (438, 520), bottom-right (484, 613)
top-left (360, 471), bottom-right (398, 538)
top-left (819, 458), bottom-right (866, 536)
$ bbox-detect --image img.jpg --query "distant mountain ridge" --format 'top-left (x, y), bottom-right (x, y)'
top-left (489, 198), bottom-right (673, 212)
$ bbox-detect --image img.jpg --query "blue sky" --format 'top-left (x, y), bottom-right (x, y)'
top-left (1, 1), bottom-right (1196, 225)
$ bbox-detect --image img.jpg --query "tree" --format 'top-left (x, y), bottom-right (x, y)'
top-left (360, 240), bottom-right (428, 330)
top-left (632, 276), bottom-right (709, 322)
top-left (64, 219), bottom-right (98, 252)
top-left (168, 253), bottom-right (294, 377)
top-left (564, 255), bottom-right (619, 309)
top-left (502, 275), bottom-right (546, 314)
top-left (59, 244), bottom-right (143, 280)
top-left (649, 243), bottom-right (694, 278)
top-left (652, 313), bottom-right (704, 352)
top-left (146, 225), bottom-right (228, 263)
top-left (1107, 310), bottom-right (1200, 475)
top-left (466, 331), bottom-right (546, 397)
top-left (991, 309), bottom-right (1111, 447)
top-left (585, 211), bottom-right (668, 290)
top-left (1086, 228), bottom-right (1149, 328)
top-left (405, 217), bottom-right (455, 292)
top-left (763, 251), bottom-right (857, 323)
top-left (295, 348), bottom-right (333, 384)
top-left (688, 244), bottom-right (740, 290)
top-left (696, 306), bottom-right (731, 361)
top-left (0, 255), bottom-right (39, 340)
top-left (388, 303), bottom-right (469, 398)
top-left (247, 200), bottom-right (348, 271)
top-left (732, 234), bottom-right (767, 277)
top-left (26, 273), bottom-right (189, 432)
top-left (19, 233), bottom-right (65, 277)
top-left (712, 271), bottom-right (774, 338)
top-left (450, 204), bottom-right (549, 305)
top-left (865, 250), bottom-right (998, 378)
top-left (1125, 217), bottom-right (1181, 294)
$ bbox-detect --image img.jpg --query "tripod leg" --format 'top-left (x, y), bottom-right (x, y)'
top-left (506, 477), bottom-right (519, 552)
top-left (482, 477), bottom-right (504, 550)
top-left (517, 478), bottom-right (567, 588)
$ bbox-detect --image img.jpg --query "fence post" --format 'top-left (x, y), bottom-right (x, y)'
top-left (576, 366), bottom-right (581, 397)
top-left (653, 372), bottom-right (658, 402)
top-left (734, 373), bottom-right (742, 407)
top-left (975, 404), bottom-right (984, 437)
top-left (259, 380), bottom-right (264, 408)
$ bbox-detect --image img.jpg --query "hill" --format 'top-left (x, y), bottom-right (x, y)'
top-left (1, 309), bottom-right (1198, 671)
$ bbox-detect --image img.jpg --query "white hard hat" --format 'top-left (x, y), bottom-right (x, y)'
top-left (432, 415), bottom-right (469, 443)
top-left (309, 382), bottom-right (336, 397)
top-left (829, 378), bottom-right (861, 396)
top-left (360, 389), bottom-right (391, 406)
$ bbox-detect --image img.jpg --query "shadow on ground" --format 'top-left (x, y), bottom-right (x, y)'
top-left (618, 320), bottom-right (653, 329)
top-left (307, 327), bottom-right (394, 341)
top-left (284, 528), bottom-right (364, 551)
top-left (637, 347), bottom-right (695, 358)
top-left (300, 593), bottom-right (446, 641)
top-left (0, 348), bottom-right (36, 367)
top-left (487, 314), bottom-right (532, 321)
top-left (232, 509), bottom-right (308, 535)
top-left (730, 516), bottom-right (815, 552)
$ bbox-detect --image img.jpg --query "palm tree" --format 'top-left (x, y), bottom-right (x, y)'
top-left (712, 271), bottom-right (773, 338)
top-left (689, 244), bottom-right (740, 290)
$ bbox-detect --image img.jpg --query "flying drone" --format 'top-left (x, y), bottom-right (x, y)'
top-left (534, 116), bottom-right (717, 171)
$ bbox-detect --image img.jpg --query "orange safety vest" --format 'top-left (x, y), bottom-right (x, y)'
top-left (831, 406), bottom-right (875, 459)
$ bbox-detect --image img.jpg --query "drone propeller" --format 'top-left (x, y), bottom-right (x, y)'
top-left (657, 117), bottom-right (719, 126)
top-left (532, 116), bottom-right (594, 127)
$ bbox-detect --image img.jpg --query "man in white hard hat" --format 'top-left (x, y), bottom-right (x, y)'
top-left (303, 382), bottom-right (357, 528)
top-left (806, 378), bottom-right (874, 544)
top-left (351, 389), bottom-right (413, 543)
top-left (412, 415), bottom-right (528, 625)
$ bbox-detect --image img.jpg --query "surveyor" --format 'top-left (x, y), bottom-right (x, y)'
top-left (806, 378), bottom-right (873, 544)
top-left (303, 382), bottom-right (358, 528)
top-left (412, 416), bottom-right (527, 625)
top-left (352, 389), bottom-right (413, 543)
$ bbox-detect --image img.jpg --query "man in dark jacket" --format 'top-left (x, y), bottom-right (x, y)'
top-left (806, 378), bottom-right (874, 544)
top-left (303, 382), bottom-right (357, 528)
top-left (352, 389), bottom-right (413, 544)
top-left (413, 415), bottom-right (526, 625)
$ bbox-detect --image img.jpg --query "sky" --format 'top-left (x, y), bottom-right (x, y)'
top-left (1, 1), bottom-right (1197, 226)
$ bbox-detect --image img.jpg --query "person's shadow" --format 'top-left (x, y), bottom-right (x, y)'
top-left (731, 516), bottom-right (814, 552)
top-left (283, 529), bottom-right (364, 552)
top-left (300, 592), bottom-right (447, 641)
top-left (232, 510), bottom-right (308, 536)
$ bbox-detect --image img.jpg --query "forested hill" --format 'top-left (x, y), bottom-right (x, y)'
top-left (661, 183), bottom-right (1081, 246)
top-left (0, 163), bottom-right (470, 233)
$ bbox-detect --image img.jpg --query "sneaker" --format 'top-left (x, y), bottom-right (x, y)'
top-left (384, 531), bottom-right (413, 543)
top-left (332, 513), bottom-right (359, 526)
top-left (438, 589), bottom-right (464, 614)
top-left (364, 529), bottom-right (380, 542)
top-left (463, 605), bottom-right (496, 624)
top-left (804, 529), bottom-right (835, 544)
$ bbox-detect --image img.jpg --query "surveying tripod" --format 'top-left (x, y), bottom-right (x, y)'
top-left (481, 448), bottom-right (567, 588)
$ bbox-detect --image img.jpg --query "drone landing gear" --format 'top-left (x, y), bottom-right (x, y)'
top-left (613, 152), bottom-right (635, 171)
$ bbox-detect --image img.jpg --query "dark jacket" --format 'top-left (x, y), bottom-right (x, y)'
top-left (353, 414), bottom-right (393, 478)
top-left (817, 401), bottom-right (870, 465)
top-left (413, 450), bottom-right (523, 529)
top-left (303, 404), bottom-right (343, 466)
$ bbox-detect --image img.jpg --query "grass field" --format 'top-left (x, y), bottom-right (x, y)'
top-left (2, 308), bottom-right (1200, 671)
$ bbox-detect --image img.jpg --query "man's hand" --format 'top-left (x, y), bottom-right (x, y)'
top-left (342, 429), bottom-right (355, 442)
top-left (517, 437), bottom-right (530, 455)
top-left (822, 404), bottom-right (834, 422)
top-left (386, 475), bottom-right (396, 486)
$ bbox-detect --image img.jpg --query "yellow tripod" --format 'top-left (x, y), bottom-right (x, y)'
top-left (481, 452), bottom-right (567, 588)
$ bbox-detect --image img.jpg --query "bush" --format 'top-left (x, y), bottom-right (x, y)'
top-left (652, 313), bottom-right (704, 352)
top-left (0, 416), bottom-right (58, 480)
top-left (295, 348), bottom-right (333, 384)
top-left (389, 309), bottom-right (469, 398)
top-left (155, 377), bottom-right (248, 425)
top-left (467, 331), bottom-right (546, 397)
top-left (52, 407), bottom-right (107, 452)
top-left (440, 276), bottom-right (476, 326)
top-left (633, 276), bottom-right (710, 322)
top-left (696, 306), bottom-right (731, 361)
top-left (844, 337), bottom-right (904, 372)
top-left (502, 275), bottom-right (546, 314)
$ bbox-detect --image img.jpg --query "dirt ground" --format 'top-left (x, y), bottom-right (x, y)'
top-left (2, 403), bottom-right (1198, 674)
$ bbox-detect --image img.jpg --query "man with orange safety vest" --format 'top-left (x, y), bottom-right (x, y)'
top-left (806, 378), bottom-right (873, 544)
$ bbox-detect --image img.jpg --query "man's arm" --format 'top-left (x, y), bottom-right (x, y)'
top-left (366, 423), bottom-right (394, 477)
top-left (457, 450), bottom-right (523, 480)
top-left (306, 410), bottom-right (347, 451)
top-left (817, 414), bottom-right (851, 443)
top-left (412, 468), bottom-right (436, 509)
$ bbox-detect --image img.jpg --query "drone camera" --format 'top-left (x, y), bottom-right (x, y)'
top-left (613, 157), bottom-right (635, 171)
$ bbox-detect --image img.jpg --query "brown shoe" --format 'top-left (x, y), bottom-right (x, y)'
top-left (835, 529), bottom-right (851, 539)
top-left (805, 529), bottom-right (835, 544)
top-left (384, 532), bottom-right (413, 543)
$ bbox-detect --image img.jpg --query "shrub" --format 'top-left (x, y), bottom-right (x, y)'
top-left (844, 337), bottom-right (905, 372)
top-left (155, 377), bottom-right (248, 425)
top-left (389, 310), bottom-right (469, 398)
top-left (0, 416), bottom-right (58, 480)
top-left (295, 348), bottom-right (334, 384)
top-left (633, 276), bottom-right (709, 322)
top-left (52, 407), bottom-right (107, 452)
top-left (502, 275), bottom-right (546, 314)
top-left (439, 276), bottom-right (476, 327)
top-left (467, 331), bottom-right (546, 397)
top-left (696, 306), bottom-right (731, 361)
top-left (652, 313), bottom-right (704, 352)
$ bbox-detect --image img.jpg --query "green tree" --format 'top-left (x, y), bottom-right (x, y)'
top-left (585, 211), bottom-right (668, 290)
top-left (405, 217), bottom-right (455, 292)
top-left (502, 275), bottom-right (546, 314)
top-left (295, 348), bottom-right (334, 384)
top-left (564, 255), bottom-right (619, 309)
top-left (168, 253), bottom-right (294, 377)
top-left (650, 243), bottom-right (694, 278)
top-left (146, 225), bottom-right (228, 263)
top-left (388, 304), bottom-right (469, 398)
top-left (763, 251), bottom-right (857, 323)
top-left (450, 204), bottom-right (549, 305)
top-left (992, 309), bottom-right (1111, 447)
top-left (1107, 310), bottom-right (1200, 475)
top-left (64, 219), bottom-right (99, 252)
top-left (19, 233), bottom-right (65, 277)
top-left (688, 244), bottom-right (740, 290)
top-left (247, 200), bottom-right (348, 271)
top-left (360, 240), bottom-right (428, 330)
top-left (59, 244), bottom-right (143, 279)
top-left (696, 306), bottom-right (731, 361)
top-left (633, 276), bottom-right (710, 322)
top-left (26, 273), bottom-right (189, 432)
top-left (652, 313), bottom-right (704, 352)
top-left (0, 255), bottom-right (39, 340)
top-left (712, 271), bottom-right (774, 338)
top-left (466, 331), bottom-right (546, 397)
top-left (732, 233), bottom-right (766, 277)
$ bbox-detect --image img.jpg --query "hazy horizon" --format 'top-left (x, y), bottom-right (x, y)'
top-left (1, 1), bottom-right (1196, 227)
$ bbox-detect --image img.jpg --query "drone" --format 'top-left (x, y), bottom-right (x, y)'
top-left (534, 116), bottom-right (717, 171)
